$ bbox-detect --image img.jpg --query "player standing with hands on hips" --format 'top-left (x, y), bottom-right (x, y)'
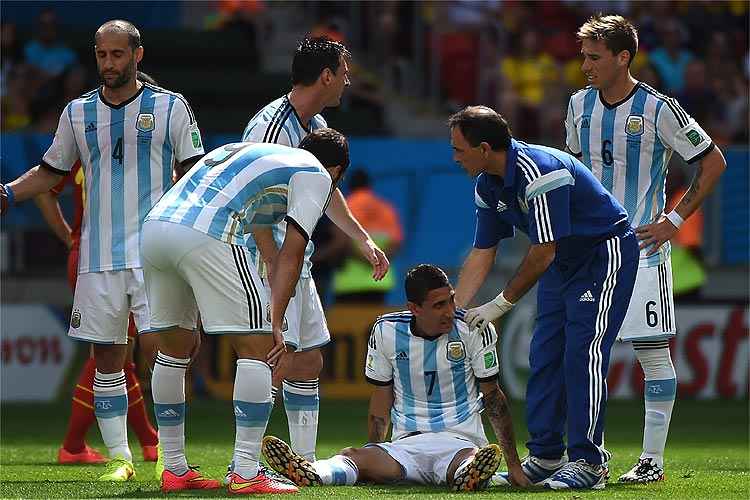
top-left (0, 20), bottom-right (205, 482)
top-left (566, 15), bottom-right (727, 484)
top-left (450, 106), bottom-right (638, 490)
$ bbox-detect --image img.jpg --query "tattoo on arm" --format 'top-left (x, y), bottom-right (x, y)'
top-left (677, 163), bottom-right (702, 211)
top-left (483, 385), bottom-right (522, 466)
top-left (368, 415), bottom-right (387, 443)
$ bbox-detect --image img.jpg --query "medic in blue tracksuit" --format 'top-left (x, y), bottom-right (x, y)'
top-left (449, 106), bottom-right (638, 488)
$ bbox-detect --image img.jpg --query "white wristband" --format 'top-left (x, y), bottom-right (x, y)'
top-left (665, 210), bottom-right (684, 229)
top-left (491, 291), bottom-right (515, 317)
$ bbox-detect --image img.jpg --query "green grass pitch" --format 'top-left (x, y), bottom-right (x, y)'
top-left (1, 398), bottom-right (748, 498)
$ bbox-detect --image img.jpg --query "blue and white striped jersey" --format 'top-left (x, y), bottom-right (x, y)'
top-left (42, 83), bottom-right (204, 274)
top-left (241, 95), bottom-right (328, 278)
top-left (365, 310), bottom-right (500, 447)
top-left (146, 142), bottom-right (332, 247)
top-left (565, 82), bottom-right (713, 267)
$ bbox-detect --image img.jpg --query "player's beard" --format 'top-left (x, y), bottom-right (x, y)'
top-left (100, 60), bottom-right (135, 89)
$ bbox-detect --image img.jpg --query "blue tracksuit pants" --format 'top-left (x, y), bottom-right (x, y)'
top-left (525, 229), bottom-right (638, 465)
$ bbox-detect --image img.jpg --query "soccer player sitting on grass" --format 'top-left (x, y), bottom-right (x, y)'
top-left (263, 264), bottom-right (530, 491)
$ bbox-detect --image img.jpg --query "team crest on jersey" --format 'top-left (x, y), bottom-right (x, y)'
top-left (136, 113), bottom-right (155, 132)
top-left (446, 341), bottom-right (466, 362)
top-left (625, 115), bottom-right (644, 136)
top-left (70, 309), bottom-right (81, 329)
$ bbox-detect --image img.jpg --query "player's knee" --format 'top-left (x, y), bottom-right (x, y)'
top-left (159, 329), bottom-right (197, 359)
top-left (287, 349), bottom-right (323, 379)
top-left (339, 446), bottom-right (362, 459)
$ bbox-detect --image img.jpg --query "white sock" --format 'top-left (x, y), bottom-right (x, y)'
top-left (283, 379), bottom-right (319, 461)
top-left (229, 385), bottom-right (277, 471)
top-left (634, 345), bottom-right (676, 468)
top-left (93, 369), bottom-right (132, 461)
top-left (152, 352), bottom-right (190, 475)
top-left (233, 359), bottom-right (273, 479)
top-left (312, 455), bottom-right (358, 485)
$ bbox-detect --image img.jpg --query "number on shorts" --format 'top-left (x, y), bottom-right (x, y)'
top-left (646, 300), bottom-right (658, 327)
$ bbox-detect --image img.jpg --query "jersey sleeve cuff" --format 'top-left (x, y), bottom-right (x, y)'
top-left (476, 373), bottom-right (499, 383)
top-left (685, 142), bottom-right (715, 164)
top-left (40, 161), bottom-right (70, 176)
top-left (365, 375), bottom-right (393, 386)
top-left (284, 215), bottom-right (310, 242)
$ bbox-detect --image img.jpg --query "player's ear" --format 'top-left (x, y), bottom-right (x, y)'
top-left (134, 46), bottom-right (144, 64)
top-left (321, 67), bottom-right (333, 86)
top-left (617, 49), bottom-right (629, 68)
top-left (407, 301), bottom-right (420, 316)
top-left (479, 142), bottom-right (491, 157)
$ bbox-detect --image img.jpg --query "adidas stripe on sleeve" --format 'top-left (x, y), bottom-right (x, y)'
top-left (168, 93), bottom-right (204, 162)
top-left (365, 321), bottom-right (393, 385)
top-left (655, 96), bottom-right (713, 164)
top-left (517, 151), bottom-right (573, 245)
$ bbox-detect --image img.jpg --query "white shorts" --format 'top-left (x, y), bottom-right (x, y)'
top-left (367, 432), bottom-right (478, 485)
top-left (618, 258), bottom-right (676, 342)
top-left (276, 277), bottom-right (330, 351)
top-left (68, 268), bottom-right (151, 345)
top-left (141, 220), bottom-right (270, 335)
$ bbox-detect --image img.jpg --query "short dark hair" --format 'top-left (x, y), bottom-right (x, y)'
top-left (405, 264), bottom-right (451, 305)
top-left (292, 36), bottom-right (350, 86)
top-left (95, 20), bottom-right (141, 50)
top-left (299, 128), bottom-right (350, 171)
top-left (447, 106), bottom-right (512, 151)
top-left (577, 14), bottom-right (639, 66)
top-left (137, 70), bottom-right (158, 86)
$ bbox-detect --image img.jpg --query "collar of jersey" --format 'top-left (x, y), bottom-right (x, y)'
top-left (409, 317), bottom-right (442, 342)
top-left (284, 94), bottom-right (312, 133)
top-left (598, 81), bottom-right (641, 110)
top-left (98, 83), bottom-right (146, 110)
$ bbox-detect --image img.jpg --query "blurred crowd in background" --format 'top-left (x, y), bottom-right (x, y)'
top-left (0, 0), bottom-right (747, 304)
top-left (2, 1), bottom-right (748, 146)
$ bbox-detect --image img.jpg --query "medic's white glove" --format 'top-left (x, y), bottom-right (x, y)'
top-left (464, 291), bottom-right (515, 331)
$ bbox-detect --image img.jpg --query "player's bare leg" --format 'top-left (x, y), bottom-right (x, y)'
top-left (273, 348), bottom-right (323, 462)
top-left (339, 446), bottom-right (402, 483)
top-left (263, 437), bottom-right (398, 486)
top-left (152, 328), bottom-right (219, 491)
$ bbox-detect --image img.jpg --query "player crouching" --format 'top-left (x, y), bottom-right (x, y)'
top-left (263, 264), bottom-right (529, 491)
